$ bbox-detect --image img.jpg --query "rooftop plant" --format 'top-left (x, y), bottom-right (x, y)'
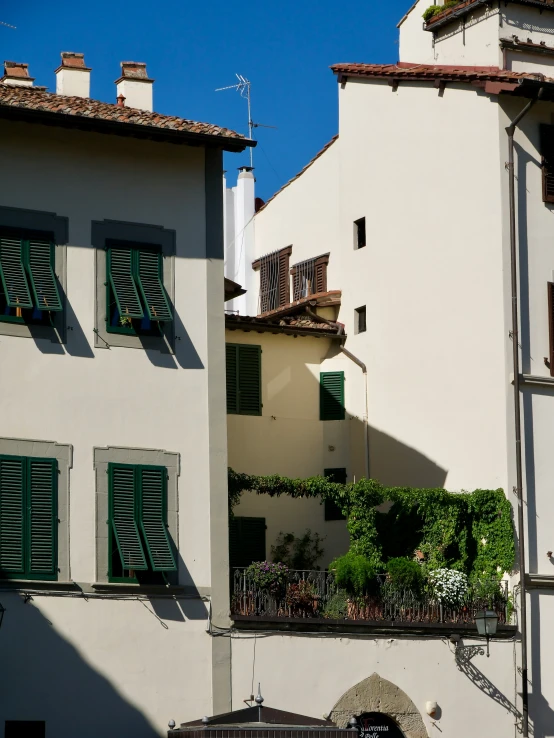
top-left (422, 0), bottom-right (461, 22)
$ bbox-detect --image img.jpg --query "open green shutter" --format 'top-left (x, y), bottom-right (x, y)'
top-left (229, 516), bottom-right (266, 569)
top-left (226, 344), bottom-right (239, 414)
top-left (320, 371), bottom-right (345, 420)
top-left (237, 345), bottom-right (262, 416)
top-left (109, 464), bottom-right (147, 571)
top-left (0, 237), bottom-right (33, 309)
top-left (0, 457), bottom-right (25, 576)
top-left (108, 248), bottom-right (144, 319)
top-left (27, 459), bottom-right (57, 579)
top-left (138, 466), bottom-right (176, 571)
top-left (26, 240), bottom-right (63, 312)
top-left (136, 250), bottom-right (172, 322)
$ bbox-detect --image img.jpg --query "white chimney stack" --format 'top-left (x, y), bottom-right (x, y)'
top-left (115, 62), bottom-right (153, 111)
top-left (55, 52), bottom-right (91, 98)
top-left (1, 61), bottom-right (34, 87)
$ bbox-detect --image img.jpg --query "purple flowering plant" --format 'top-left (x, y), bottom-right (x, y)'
top-left (245, 561), bottom-right (289, 595)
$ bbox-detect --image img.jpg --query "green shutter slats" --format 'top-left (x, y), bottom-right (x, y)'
top-left (26, 240), bottom-right (63, 312)
top-left (27, 459), bottom-right (57, 578)
top-left (139, 467), bottom-right (176, 572)
top-left (109, 464), bottom-right (148, 571)
top-left (320, 371), bottom-right (345, 420)
top-left (229, 516), bottom-right (266, 569)
top-left (0, 457), bottom-right (25, 575)
top-left (0, 238), bottom-right (33, 309)
top-left (136, 250), bottom-right (172, 322)
top-left (226, 344), bottom-right (238, 414)
top-left (108, 248), bottom-right (144, 319)
top-left (237, 345), bottom-right (262, 416)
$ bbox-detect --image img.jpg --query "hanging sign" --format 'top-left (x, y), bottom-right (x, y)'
top-left (356, 713), bottom-right (406, 738)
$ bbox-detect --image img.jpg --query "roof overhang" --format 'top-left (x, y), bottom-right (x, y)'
top-left (224, 277), bottom-right (247, 301)
top-left (425, 0), bottom-right (554, 32)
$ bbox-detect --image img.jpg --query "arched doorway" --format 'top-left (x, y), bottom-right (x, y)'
top-left (358, 712), bottom-right (406, 738)
top-left (329, 673), bottom-right (428, 738)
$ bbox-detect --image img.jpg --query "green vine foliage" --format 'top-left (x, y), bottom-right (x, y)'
top-left (228, 469), bottom-right (515, 581)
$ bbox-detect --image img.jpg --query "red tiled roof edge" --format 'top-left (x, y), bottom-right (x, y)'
top-left (225, 312), bottom-right (343, 338)
top-left (330, 62), bottom-right (551, 84)
top-left (425, 0), bottom-right (554, 29)
top-left (258, 290), bottom-right (342, 320)
top-left (255, 135), bottom-right (338, 215)
top-left (0, 84), bottom-right (255, 150)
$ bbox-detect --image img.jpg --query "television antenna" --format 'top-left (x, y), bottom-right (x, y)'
top-left (216, 74), bottom-right (276, 168)
top-left (0, 20), bottom-right (16, 29)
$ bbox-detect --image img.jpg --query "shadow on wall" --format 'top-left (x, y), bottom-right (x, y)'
top-left (0, 594), bottom-right (161, 738)
top-left (529, 591), bottom-right (554, 737)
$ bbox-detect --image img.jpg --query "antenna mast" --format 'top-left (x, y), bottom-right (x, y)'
top-left (0, 20), bottom-right (17, 29)
top-left (216, 74), bottom-right (254, 167)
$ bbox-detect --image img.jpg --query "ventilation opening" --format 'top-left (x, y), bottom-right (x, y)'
top-left (354, 217), bottom-right (366, 250)
top-left (355, 305), bottom-right (367, 334)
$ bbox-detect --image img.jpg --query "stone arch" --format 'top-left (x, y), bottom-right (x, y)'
top-left (329, 673), bottom-right (428, 738)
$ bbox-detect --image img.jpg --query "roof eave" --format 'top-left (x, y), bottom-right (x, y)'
top-left (0, 102), bottom-right (256, 152)
top-left (425, 0), bottom-right (554, 31)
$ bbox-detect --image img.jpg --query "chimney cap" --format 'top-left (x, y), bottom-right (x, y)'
top-left (55, 52), bottom-right (91, 73)
top-left (2, 61), bottom-right (35, 81)
top-left (238, 165), bottom-right (255, 172)
top-left (115, 61), bottom-right (154, 84)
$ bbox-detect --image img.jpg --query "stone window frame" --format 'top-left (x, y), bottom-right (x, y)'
top-left (92, 219), bottom-right (176, 352)
top-left (0, 436), bottom-right (72, 582)
top-left (0, 205), bottom-right (68, 343)
top-left (93, 445), bottom-right (180, 585)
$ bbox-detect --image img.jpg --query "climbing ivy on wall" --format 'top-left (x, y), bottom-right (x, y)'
top-left (228, 469), bottom-right (515, 581)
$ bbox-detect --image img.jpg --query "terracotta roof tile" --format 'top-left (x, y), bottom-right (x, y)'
top-left (225, 312), bottom-right (342, 338)
top-left (0, 84), bottom-right (254, 149)
top-left (330, 62), bottom-right (551, 83)
top-left (425, 0), bottom-right (554, 29)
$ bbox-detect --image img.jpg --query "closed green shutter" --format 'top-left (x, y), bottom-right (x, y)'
top-left (541, 124), bottom-right (554, 203)
top-left (229, 516), bottom-right (266, 569)
top-left (136, 250), bottom-right (172, 322)
top-left (237, 345), bottom-right (262, 416)
top-left (25, 240), bottom-right (63, 312)
top-left (138, 466), bottom-right (176, 571)
top-left (0, 457), bottom-right (25, 576)
top-left (108, 248), bottom-right (144, 319)
top-left (109, 464), bottom-right (147, 571)
top-left (320, 371), bottom-right (345, 420)
top-left (0, 237), bottom-right (33, 309)
top-left (226, 344), bottom-right (238, 414)
top-left (324, 468), bottom-right (347, 521)
top-left (27, 459), bottom-right (57, 579)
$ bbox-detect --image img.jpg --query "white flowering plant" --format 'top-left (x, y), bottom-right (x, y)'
top-left (428, 568), bottom-right (468, 606)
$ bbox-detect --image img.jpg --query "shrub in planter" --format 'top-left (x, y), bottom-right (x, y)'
top-left (386, 557), bottom-right (424, 595)
top-left (285, 580), bottom-right (319, 616)
top-left (428, 568), bottom-right (468, 606)
top-left (330, 552), bottom-right (376, 596)
top-left (323, 591), bottom-right (349, 620)
top-left (473, 578), bottom-right (505, 606)
top-left (245, 561), bottom-right (289, 596)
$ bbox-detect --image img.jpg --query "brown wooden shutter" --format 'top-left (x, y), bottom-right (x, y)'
top-left (540, 125), bottom-right (554, 203)
top-left (259, 260), bottom-right (270, 313)
top-left (315, 258), bottom-right (328, 294)
top-left (547, 282), bottom-right (554, 377)
top-left (290, 266), bottom-right (300, 301)
top-left (278, 247), bottom-right (291, 306)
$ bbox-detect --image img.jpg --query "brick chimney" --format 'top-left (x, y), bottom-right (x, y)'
top-left (115, 62), bottom-right (153, 111)
top-left (1, 61), bottom-right (34, 87)
top-left (55, 52), bottom-right (91, 98)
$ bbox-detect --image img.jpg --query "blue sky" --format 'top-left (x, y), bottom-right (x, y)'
top-left (1, 0), bottom-right (408, 200)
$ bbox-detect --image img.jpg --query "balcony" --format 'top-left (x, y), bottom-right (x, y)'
top-left (230, 568), bottom-right (516, 636)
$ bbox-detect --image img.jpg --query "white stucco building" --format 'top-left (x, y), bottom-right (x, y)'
top-left (223, 1), bottom-right (554, 736)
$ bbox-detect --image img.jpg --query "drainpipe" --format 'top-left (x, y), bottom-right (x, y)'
top-left (305, 304), bottom-right (370, 479)
top-left (506, 85), bottom-right (543, 738)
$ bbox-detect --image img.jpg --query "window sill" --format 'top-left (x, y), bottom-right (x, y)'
top-left (0, 580), bottom-right (79, 592)
top-left (91, 582), bottom-right (209, 597)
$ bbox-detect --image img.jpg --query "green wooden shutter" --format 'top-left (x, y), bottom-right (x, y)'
top-left (136, 250), bottom-right (172, 322)
top-left (108, 248), bottom-right (144, 319)
top-left (0, 237), bottom-right (33, 309)
top-left (320, 371), bottom-right (345, 420)
top-left (324, 468), bottom-right (347, 521)
top-left (229, 516), bottom-right (266, 569)
top-left (226, 344), bottom-right (239, 414)
top-left (25, 240), bottom-right (63, 312)
top-left (138, 466), bottom-right (176, 571)
top-left (27, 459), bottom-right (57, 579)
top-left (0, 456), bottom-right (25, 576)
top-left (237, 345), bottom-right (262, 416)
top-left (109, 464), bottom-right (147, 571)
top-left (541, 124), bottom-right (554, 203)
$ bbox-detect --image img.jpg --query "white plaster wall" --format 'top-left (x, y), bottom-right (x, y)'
top-left (0, 120), bottom-right (225, 736)
top-left (399, 0), bottom-right (437, 64)
top-left (230, 633), bottom-right (519, 737)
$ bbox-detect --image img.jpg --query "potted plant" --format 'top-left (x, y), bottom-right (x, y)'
top-left (329, 552), bottom-right (376, 620)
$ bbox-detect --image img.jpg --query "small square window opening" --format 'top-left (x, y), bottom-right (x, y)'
top-left (356, 305), bottom-right (367, 334)
top-left (354, 217), bottom-right (366, 250)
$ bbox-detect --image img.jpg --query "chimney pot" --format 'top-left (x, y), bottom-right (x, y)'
top-left (55, 52), bottom-right (91, 98)
top-left (115, 61), bottom-right (153, 111)
top-left (1, 61), bottom-right (34, 87)
top-left (117, 94), bottom-right (126, 108)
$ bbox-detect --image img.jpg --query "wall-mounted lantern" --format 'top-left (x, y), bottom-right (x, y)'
top-left (475, 609), bottom-right (498, 657)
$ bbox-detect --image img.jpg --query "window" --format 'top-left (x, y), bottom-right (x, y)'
top-left (320, 371), bottom-right (345, 421)
top-left (252, 246), bottom-right (292, 313)
top-left (0, 455), bottom-right (58, 581)
top-left (226, 343), bottom-right (262, 416)
top-left (0, 234), bottom-right (62, 326)
top-left (540, 125), bottom-right (554, 203)
top-left (354, 217), bottom-right (366, 249)
top-left (291, 254), bottom-right (330, 301)
top-left (106, 244), bottom-right (172, 336)
top-left (355, 305), bottom-right (367, 334)
top-left (229, 516), bottom-right (266, 569)
top-left (108, 462), bottom-right (176, 583)
top-left (324, 468), bottom-right (347, 521)
top-left (5, 722), bottom-right (45, 738)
